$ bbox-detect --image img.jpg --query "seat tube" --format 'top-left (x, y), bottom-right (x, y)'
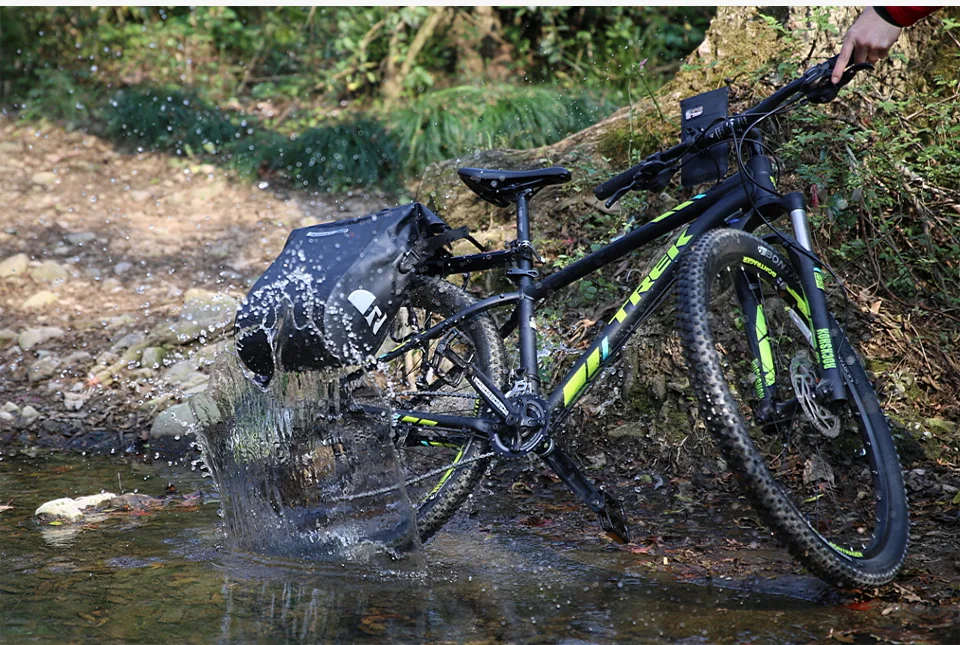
top-left (785, 192), bottom-right (846, 404)
top-left (515, 193), bottom-right (540, 392)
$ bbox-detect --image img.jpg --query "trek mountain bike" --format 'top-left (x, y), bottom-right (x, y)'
top-left (360, 56), bottom-right (910, 588)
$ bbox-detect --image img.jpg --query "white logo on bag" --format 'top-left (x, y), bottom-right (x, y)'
top-left (348, 289), bottom-right (387, 334)
top-left (306, 228), bottom-right (348, 238)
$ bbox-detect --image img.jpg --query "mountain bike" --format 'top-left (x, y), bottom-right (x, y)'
top-left (359, 56), bottom-right (909, 588)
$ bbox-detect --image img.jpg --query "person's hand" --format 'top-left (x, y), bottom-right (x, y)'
top-left (832, 7), bottom-right (902, 83)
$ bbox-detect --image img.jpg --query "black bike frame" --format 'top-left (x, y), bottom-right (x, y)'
top-left (382, 153), bottom-right (845, 439)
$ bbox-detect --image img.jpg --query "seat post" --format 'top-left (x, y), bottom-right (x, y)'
top-left (514, 193), bottom-right (540, 392)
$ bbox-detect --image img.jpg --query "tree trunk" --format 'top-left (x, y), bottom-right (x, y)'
top-left (414, 6), bottom-right (959, 467)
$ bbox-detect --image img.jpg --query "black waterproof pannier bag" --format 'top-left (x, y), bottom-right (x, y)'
top-left (235, 202), bottom-right (460, 386)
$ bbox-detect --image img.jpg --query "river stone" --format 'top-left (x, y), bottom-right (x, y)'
top-left (129, 189), bottom-right (153, 203)
top-left (65, 231), bottom-right (96, 246)
top-left (20, 405), bottom-right (40, 424)
top-left (22, 290), bottom-right (59, 309)
top-left (29, 260), bottom-right (69, 283)
top-left (18, 327), bottom-right (65, 350)
top-left (35, 492), bottom-right (116, 522)
top-left (150, 402), bottom-right (198, 438)
top-left (181, 289), bottom-right (238, 329)
top-left (111, 331), bottom-right (146, 353)
top-left (28, 355), bottom-right (62, 382)
top-left (31, 171), bottom-right (57, 186)
top-left (113, 262), bottom-right (133, 275)
top-left (0, 411), bottom-right (14, 424)
top-left (63, 391), bottom-right (88, 411)
top-left (161, 361), bottom-right (209, 391)
top-left (0, 253), bottom-right (29, 278)
top-left (2, 402), bottom-right (20, 414)
top-left (0, 328), bottom-right (17, 346)
top-left (141, 346), bottom-right (166, 369)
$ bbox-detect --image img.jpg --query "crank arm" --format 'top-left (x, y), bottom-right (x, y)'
top-left (536, 439), bottom-right (631, 544)
top-left (441, 346), bottom-right (519, 425)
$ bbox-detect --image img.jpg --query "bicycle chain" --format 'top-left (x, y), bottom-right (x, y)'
top-left (328, 450), bottom-right (496, 502)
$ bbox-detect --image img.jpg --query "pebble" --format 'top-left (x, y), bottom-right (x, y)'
top-left (113, 262), bottom-right (133, 275)
top-left (28, 355), bottom-right (62, 382)
top-left (2, 402), bottom-right (20, 414)
top-left (63, 391), bottom-right (88, 411)
top-left (30, 171), bottom-right (57, 186)
top-left (20, 405), bottom-right (40, 424)
top-left (18, 326), bottom-right (65, 350)
top-left (0, 329), bottom-right (18, 345)
top-left (22, 290), bottom-right (59, 310)
top-left (0, 411), bottom-right (15, 424)
top-left (0, 253), bottom-right (29, 278)
top-left (141, 346), bottom-right (166, 369)
top-left (129, 190), bottom-right (153, 203)
top-left (29, 260), bottom-right (69, 283)
top-left (150, 402), bottom-right (198, 438)
top-left (65, 232), bottom-right (96, 246)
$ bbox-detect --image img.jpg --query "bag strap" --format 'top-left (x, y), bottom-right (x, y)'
top-left (400, 226), bottom-right (484, 273)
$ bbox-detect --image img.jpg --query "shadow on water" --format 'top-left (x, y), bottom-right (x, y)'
top-left (189, 351), bottom-right (423, 570)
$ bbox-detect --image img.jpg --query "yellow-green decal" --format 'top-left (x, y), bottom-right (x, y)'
top-left (563, 346), bottom-right (604, 406)
top-left (743, 256), bottom-right (777, 279)
top-left (400, 415), bottom-right (438, 427)
top-left (755, 305), bottom-right (776, 386)
top-left (827, 541), bottom-right (863, 558)
top-left (815, 328), bottom-right (836, 370)
top-left (649, 193), bottom-right (706, 224)
top-left (785, 286), bottom-right (810, 318)
top-left (814, 267), bottom-right (825, 291)
top-left (612, 227), bottom-right (695, 324)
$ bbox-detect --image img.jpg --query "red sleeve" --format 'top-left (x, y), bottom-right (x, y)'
top-left (883, 6), bottom-right (941, 27)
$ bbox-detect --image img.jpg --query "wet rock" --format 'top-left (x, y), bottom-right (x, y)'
top-left (18, 326), bottom-right (65, 350)
top-left (141, 346), bottom-right (166, 369)
top-left (20, 405), bottom-right (40, 425)
top-left (181, 289), bottom-right (238, 329)
top-left (2, 402), bottom-right (19, 414)
top-left (129, 189), bottom-right (153, 203)
top-left (30, 171), bottom-right (57, 186)
top-left (0, 411), bottom-right (14, 424)
top-left (28, 355), bottom-right (62, 382)
top-left (63, 391), bottom-right (89, 411)
top-left (35, 492), bottom-right (116, 522)
top-left (29, 260), bottom-right (69, 283)
top-left (0, 253), bottom-right (29, 278)
top-left (95, 350), bottom-right (120, 366)
top-left (65, 231), bottom-right (96, 246)
top-left (111, 332), bottom-right (146, 354)
top-left (63, 351), bottom-right (93, 368)
top-left (160, 361), bottom-right (209, 391)
top-left (113, 262), bottom-right (133, 275)
top-left (22, 290), bottom-right (59, 310)
top-left (150, 402), bottom-right (198, 438)
top-left (0, 329), bottom-right (18, 346)
top-left (192, 340), bottom-right (226, 369)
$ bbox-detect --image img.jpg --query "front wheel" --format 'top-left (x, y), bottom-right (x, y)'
top-left (676, 228), bottom-right (909, 588)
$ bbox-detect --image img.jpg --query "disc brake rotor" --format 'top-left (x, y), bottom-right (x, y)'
top-left (790, 353), bottom-right (840, 438)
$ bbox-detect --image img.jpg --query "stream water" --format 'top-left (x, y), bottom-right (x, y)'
top-left (4, 452), bottom-right (958, 643)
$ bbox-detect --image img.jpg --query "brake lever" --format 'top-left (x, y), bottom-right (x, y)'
top-left (804, 61), bottom-right (873, 104)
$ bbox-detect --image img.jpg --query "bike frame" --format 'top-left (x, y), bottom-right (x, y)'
top-left (380, 152), bottom-right (844, 443)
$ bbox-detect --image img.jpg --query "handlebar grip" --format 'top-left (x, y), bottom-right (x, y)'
top-left (594, 162), bottom-right (643, 200)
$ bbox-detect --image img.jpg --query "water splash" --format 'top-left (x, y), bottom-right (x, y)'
top-left (190, 352), bottom-right (423, 571)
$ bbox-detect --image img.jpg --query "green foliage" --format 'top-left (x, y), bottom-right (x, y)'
top-left (103, 88), bottom-right (397, 192)
top-left (389, 85), bottom-right (614, 173)
top-left (774, 21), bottom-right (960, 312)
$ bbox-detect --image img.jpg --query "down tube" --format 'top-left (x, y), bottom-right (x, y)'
top-left (546, 190), bottom-right (753, 419)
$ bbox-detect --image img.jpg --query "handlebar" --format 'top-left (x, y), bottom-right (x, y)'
top-left (594, 55), bottom-right (871, 205)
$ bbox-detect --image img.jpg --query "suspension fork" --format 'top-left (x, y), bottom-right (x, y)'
top-left (783, 192), bottom-right (847, 405)
top-left (735, 270), bottom-right (777, 410)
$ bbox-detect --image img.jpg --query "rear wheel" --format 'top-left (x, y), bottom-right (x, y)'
top-left (370, 276), bottom-right (506, 541)
top-left (677, 228), bottom-right (909, 588)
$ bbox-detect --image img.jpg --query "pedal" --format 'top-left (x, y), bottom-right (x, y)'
top-left (598, 490), bottom-right (631, 544)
